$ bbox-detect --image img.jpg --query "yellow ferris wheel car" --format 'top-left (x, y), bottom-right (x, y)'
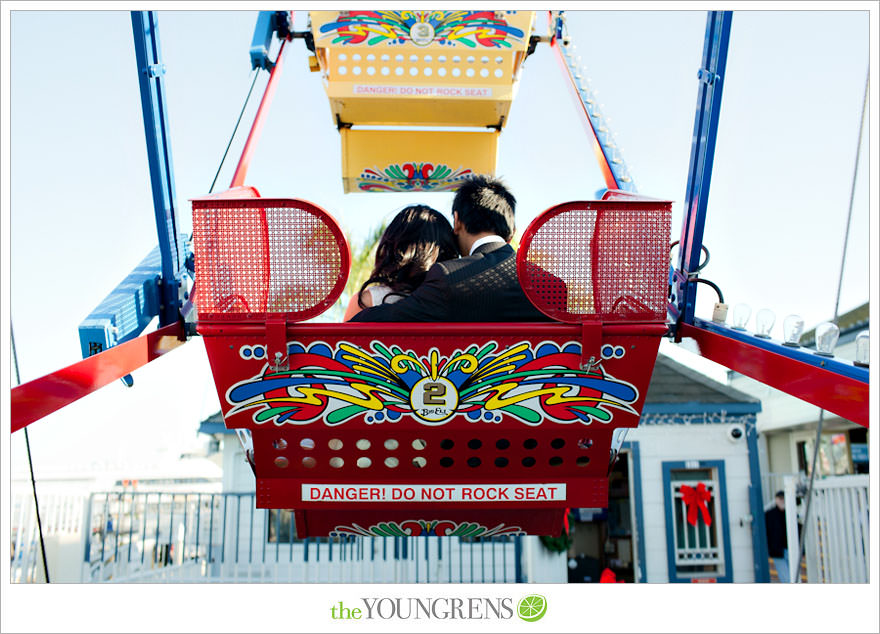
top-left (308, 10), bottom-right (536, 192)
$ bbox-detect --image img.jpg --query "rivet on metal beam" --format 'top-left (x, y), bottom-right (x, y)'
top-left (146, 63), bottom-right (166, 78)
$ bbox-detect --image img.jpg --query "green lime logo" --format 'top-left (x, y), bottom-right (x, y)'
top-left (517, 595), bottom-right (547, 622)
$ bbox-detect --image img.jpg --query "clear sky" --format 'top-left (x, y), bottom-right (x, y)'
top-left (1, 5), bottom-right (877, 631)
top-left (4, 8), bottom-right (872, 472)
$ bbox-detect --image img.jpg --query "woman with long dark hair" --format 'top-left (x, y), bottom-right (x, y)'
top-left (344, 205), bottom-right (458, 321)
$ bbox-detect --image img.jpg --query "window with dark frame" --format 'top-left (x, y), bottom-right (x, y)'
top-left (669, 467), bottom-right (725, 579)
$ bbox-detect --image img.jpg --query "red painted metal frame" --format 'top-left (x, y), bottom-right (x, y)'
top-left (196, 322), bottom-right (669, 338)
top-left (11, 322), bottom-right (186, 433)
top-left (549, 34), bottom-right (618, 191)
top-left (680, 323), bottom-right (868, 428)
top-left (230, 39), bottom-right (287, 188)
top-left (199, 321), bottom-right (666, 536)
top-left (194, 185), bottom-right (261, 200)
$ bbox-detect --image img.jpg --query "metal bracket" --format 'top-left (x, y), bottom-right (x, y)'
top-left (267, 317), bottom-right (289, 372)
top-left (289, 30), bottom-right (315, 53)
top-left (487, 115), bottom-right (506, 131)
top-left (553, 11), bottom-right (565, 40)
top-left (526, 34), bottom-right (542, 58)
top-left (697, 68), bottom-right (720, 85)
top-left (579, 322), bottom-right (603, 372)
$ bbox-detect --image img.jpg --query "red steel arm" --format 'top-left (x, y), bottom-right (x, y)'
top-left (229, 39), bottom-right (287, 188)
top-left (549, 34), bottom-right (618, 191)
top-left (11, 322), bottom-right (186, 433)
top-left (679, 323), bottom-right (868, 428)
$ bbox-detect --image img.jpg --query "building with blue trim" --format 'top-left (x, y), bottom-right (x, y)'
top-left (568, 354), bottom-right (769, 583)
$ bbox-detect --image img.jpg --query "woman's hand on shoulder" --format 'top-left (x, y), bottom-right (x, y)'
top-left (343, 289), bottom-right (372, 321)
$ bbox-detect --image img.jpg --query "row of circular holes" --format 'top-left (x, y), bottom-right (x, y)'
top-left (274, 454), bottom-right (590, 470)
top-left (338, 53), bottom-right (506, 64)
top-left (274, 437), bottom-right (592, 451)
top-left (337, 65), bottom-right (505, 78)
top-left (272, 437), bottom-right (593, 470)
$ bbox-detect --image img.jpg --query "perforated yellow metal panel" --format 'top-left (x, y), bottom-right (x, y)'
top-left (310, 10), bottom-right (535, 127)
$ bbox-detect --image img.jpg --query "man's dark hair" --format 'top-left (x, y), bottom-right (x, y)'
top-left (775, 491), bottom-right (785, 499)
top-left (452, 175), bottom-right (516, 242)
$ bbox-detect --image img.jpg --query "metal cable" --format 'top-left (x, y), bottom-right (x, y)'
top-left (11, 325), bottom-right (50, 583)
top-left (208, 69), bottom-right (261, 194)
top-left (832, 70), bottom-right (868, 324)
top-left (793, 69), bottom-right (868, 583)
top-left (688, 276), bottom-right (724, 305)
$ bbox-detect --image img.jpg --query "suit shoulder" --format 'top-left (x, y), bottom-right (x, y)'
top-left (432, 256), bottom-right (474, 277)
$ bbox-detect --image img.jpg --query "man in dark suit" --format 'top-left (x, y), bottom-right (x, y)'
top-left (765, 491), bottom-right (790, 583)
top-left (350, 175), bottom-right (555, 322)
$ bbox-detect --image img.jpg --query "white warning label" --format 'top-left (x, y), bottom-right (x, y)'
top-left (352, 84), bottom-right (493, 98)
top-left (301, 484), bottom-right (566, 503)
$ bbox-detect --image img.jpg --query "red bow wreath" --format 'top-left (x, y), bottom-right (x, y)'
top-left (680, 483), bottom-right (712, 527)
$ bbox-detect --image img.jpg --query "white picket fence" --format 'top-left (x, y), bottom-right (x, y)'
top-left (11, 490), bottom-right (535, 583)
top-left (10, 491), bottom-right (88, 583)
top-left (784, 475), bottom-right (869, 583)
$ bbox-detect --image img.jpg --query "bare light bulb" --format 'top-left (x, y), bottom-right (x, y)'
top-left (754, 308), bottom-right (776, 339)
top-left (814, 322), bottom-right (840, 357)
top-left (782, 315), bottom-right (804, 347)
top-left (731, 303), bottom-right (752, 330)
top-left (854, 330), bottom-right (869, 367)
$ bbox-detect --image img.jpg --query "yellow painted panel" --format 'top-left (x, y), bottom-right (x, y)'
top-left (340, 128), bottom-right (498, 193)
top-left (310, 11), bottom-right (534, 52)
top-left (310, 10), bottom-right (534, 127)
top-left (327, 93), bottom-right (511, 128)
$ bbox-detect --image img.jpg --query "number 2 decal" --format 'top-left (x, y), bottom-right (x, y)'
top-left (423, 382), bottom-right (447, 405)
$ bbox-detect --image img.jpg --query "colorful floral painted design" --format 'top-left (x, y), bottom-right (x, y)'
top-left (358, 163), bottom-right (473, 192)
top-left (329, 519), bottom-right (524, 538)
top-left (226, 340), bottom-right (639, 427)
top-left (319, 11), bottom-right (525, 48)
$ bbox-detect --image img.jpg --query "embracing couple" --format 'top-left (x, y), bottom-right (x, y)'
top-left (344, 175), bottom-right (554, 323)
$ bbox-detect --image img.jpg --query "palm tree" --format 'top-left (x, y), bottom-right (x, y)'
top-left (344, 221), bottom-right (387, 302)
top-left (319, 221), bottom-right (387, 322)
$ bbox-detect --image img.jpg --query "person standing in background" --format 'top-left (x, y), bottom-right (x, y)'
top-left (765, 491), bottom-right (789, 583)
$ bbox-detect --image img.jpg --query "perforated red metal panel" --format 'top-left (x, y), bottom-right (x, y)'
top-left (199, 321), bottom-right (665, 537)
top-left (192, 197), bottom-right (349, 321)
top-left (517, 199), bottom-right (672, 323)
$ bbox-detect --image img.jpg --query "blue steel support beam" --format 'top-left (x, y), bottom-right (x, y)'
top-left (671, 11), bottom-right (732, 325)
top-left (551, 11), bottom-right (637, 193)
top-left (131, 11), bottom-right (185, 327)
top-left (669, 13), bottom-right (866, 422)
top-left (746, 420), bottom-right (771, 583)
top-left (78, 247), bottom-right (161, 357)
top-left (78, 234), bottom-right (189, 359)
